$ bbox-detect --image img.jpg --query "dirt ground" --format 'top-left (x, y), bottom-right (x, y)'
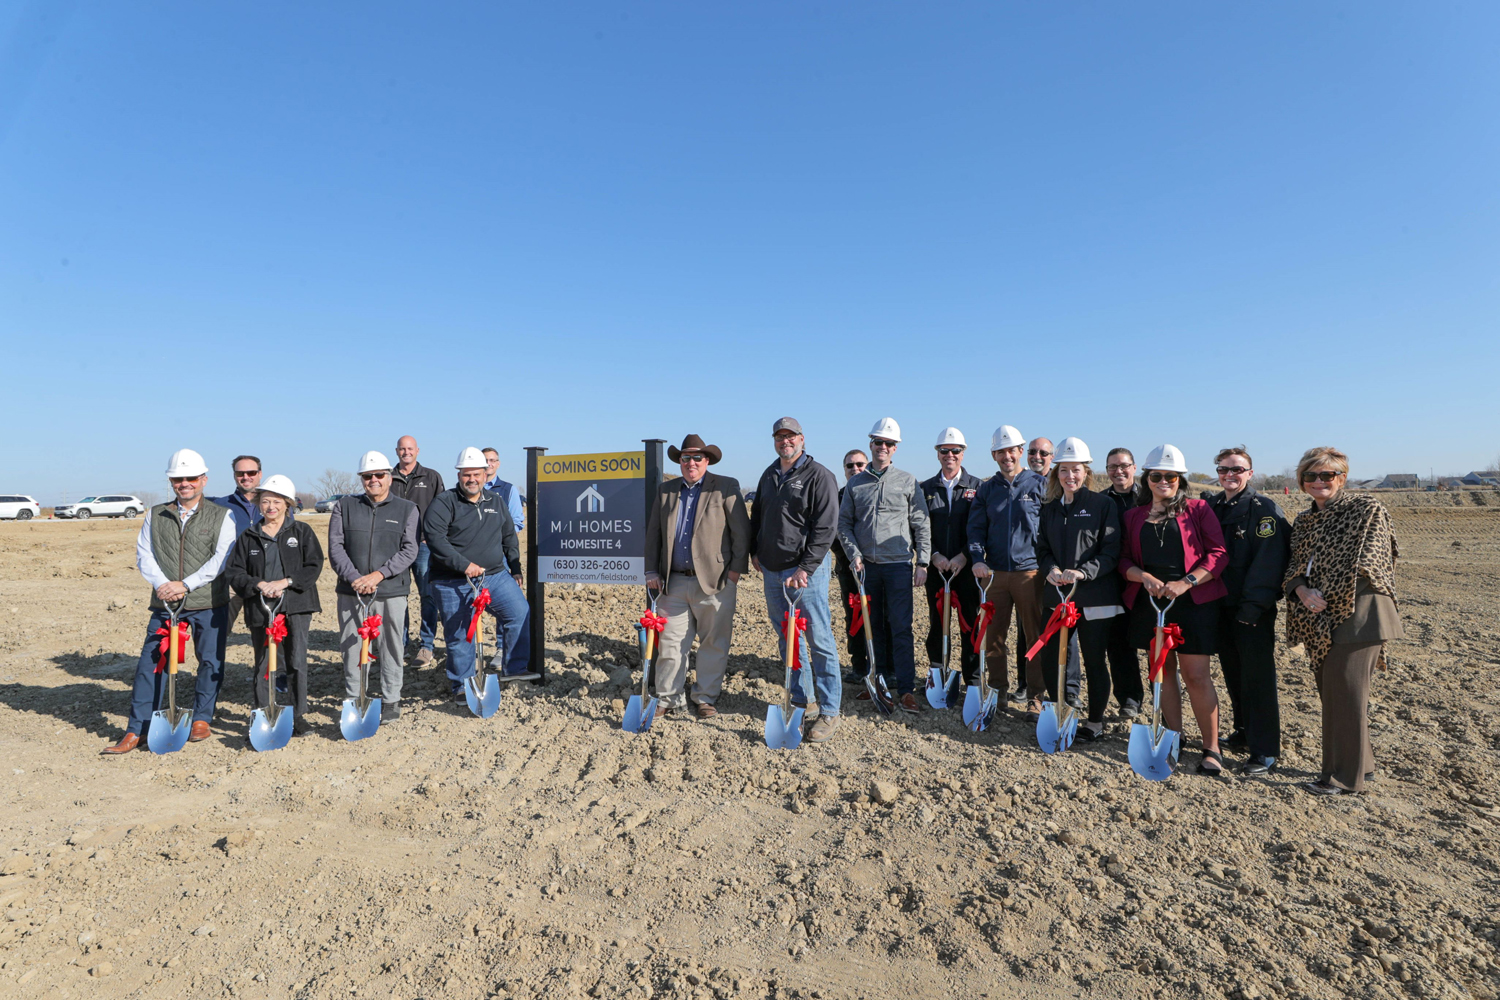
top-left (1, 495), bottom-right (1497, 1000)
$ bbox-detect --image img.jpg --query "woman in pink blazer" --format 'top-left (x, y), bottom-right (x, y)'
top-left (1119, 444), bottom-right (1229, 774)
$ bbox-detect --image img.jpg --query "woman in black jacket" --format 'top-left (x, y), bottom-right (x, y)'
top-left (1032, 438), bottom-right (1122, 742)
top-left (226, 475), bottom-right (324, 735)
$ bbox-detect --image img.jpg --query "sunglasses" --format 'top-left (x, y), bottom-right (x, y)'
top-left (1216, 465), bottom-right (1251, 476)
top-left (361, 472), bottom-right (389, 481)
top-left (680, 454), bottom-right (708, 463)
top-left (234, 469), bottom-right (260, 478)
top-left (870, 439), bottom-right (896, 448)
top-left (1147, 472), bottom-right (1180, 483)
top-left (1028, 449), bottom-right (1051, 457)
top-left (845, 461), bottom-right (867, 470)
top-left (1302, 471), bottom-right (1341, 483)
top-left (1106, 464), bottom-right (1134, 472)
top-left (169, 476), bottom-right (200, 485)
top-left (937, 447), bottom-right (964, 456)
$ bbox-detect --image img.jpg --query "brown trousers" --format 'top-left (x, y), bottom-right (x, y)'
top-left (981, 570), bottom-right (1042, 692)
top-left (1316, 641), bottom-right (1380, 792)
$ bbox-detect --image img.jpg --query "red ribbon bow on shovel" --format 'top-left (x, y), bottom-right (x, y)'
top-left (783, 609), bottom-right (809, 670)
top-left (357, 614), bottom-right (383, 642)
top-left (846, 593), bottom-right (864, 637)
top-left (639, 611), bottom-right (667, 633)
top-left (1025, 601), bottom-right (1080, 661)
top-left (933, 588), bottom-right (972, 636)
top-left (969, 601), bottom-right (995, 654)
top-left (1148, 623), bottom-right (1185, 682)
top-left (466, 588), bottom-right (492, 642)
top-left (153, 621), bottom-right (191, 674)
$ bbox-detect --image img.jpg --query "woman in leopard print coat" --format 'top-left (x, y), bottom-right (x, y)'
top-left (1283, 446), bottom-right (1401, 796)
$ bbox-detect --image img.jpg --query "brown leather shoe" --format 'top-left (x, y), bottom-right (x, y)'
top-left (653, 704), bottom-right (675, 721)
top-left (188, 721), bottom-right (211, 742)
top-left (100, 733), bottom-right (141, 755)
top-left (694, 702), bottom-right (718, 720)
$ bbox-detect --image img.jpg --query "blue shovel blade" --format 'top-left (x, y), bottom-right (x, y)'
top-left (1036, 701), bottom-right (1078, 755)
top-left (339, 697), bottom-right (382, 741)
top-left (622, 694), bottom-right (643, 732)
top-left (925, 668), bottom-right (948, 709)
top-left (147, 709), bottom-right (192, 755)
top-left (1128, 722), bottom-right (1180, 781)
top-left (640, 697), bottom-right (658, 731)
top-left (464, 674), bottom-right (501, 719)
top-left (764, 704), bottom-right (806, 749)
top-left (249, 705), bottom-right (293, 752)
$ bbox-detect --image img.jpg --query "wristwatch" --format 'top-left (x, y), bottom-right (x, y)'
top-left (1183, 573), bottom-right (1199, 587)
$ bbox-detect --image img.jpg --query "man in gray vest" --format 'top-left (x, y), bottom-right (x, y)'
top-left (328, 450), bottom-right (420, 721)
top-left (103, 449), bottom-right (237, 753)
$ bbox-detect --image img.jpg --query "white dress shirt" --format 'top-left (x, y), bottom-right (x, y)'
top-left (136, 501), bottom-right (238, 593)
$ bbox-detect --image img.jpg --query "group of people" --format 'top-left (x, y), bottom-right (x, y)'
top-left (100, 420), bottom-right (1401, 796)
top-left (102, 438), bottom-right (533, 752)
top-left (645, 419), bottom-right (1399, 795)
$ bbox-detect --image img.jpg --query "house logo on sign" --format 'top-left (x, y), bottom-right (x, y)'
top-left (576, 484), bottom-right (605, 513)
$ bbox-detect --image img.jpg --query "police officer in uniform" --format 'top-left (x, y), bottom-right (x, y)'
top-left (1205, 446), bottom-right (1291, 774)
top-left (920, 428), bottom-right (983, 685)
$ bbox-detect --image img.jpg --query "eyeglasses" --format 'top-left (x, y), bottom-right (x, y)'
top-left (1302, 471), bottom-right (1341, 483)
top-left (774, 432), bottom-right (800, 441)
top-left (1106, 464), bottom-right (1134, 473)
top-left (1216, 466), bottom-right (1251, 476)
top-left (870, 439), bottom-right (896, 448)
top-left (1147, 472), bottom-right (1180, 483)
top-left (937, 447), bottom-right (964, 456)
top-left (680, 454), bottom-right (708, 464)
top-left (234, 469), bottom-right (260, 478)
top-left (844, 461), bottom-right (867, 470)
top-left (1028, 449), bottom-right (1051, 457)
top-left (361, 472), bottom-right (389, 481)
top-left (169, 476), bottom-right (199, 485)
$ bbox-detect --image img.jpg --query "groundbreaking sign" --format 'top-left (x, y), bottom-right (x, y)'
top-left (535, 451), bottom-right (646, 584)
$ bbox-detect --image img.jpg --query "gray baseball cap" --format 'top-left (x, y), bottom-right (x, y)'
top-left (771, 417), bottom-right (803, 436)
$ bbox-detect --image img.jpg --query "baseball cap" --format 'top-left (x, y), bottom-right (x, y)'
top-left (772, 417), bottom-right (803, 435)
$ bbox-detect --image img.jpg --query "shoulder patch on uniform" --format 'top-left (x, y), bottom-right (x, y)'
top-left (1257, 516), bottom-right (1275, 538)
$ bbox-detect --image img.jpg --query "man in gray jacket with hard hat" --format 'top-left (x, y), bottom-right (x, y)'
top-left (838, 418), bottom-right (932, 714)
top-left (328, 451), bottom-right (421, 721)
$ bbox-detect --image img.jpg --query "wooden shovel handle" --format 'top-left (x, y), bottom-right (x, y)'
top-left (267, 636), bottom-right (278, 678)
top-left (645, 630), bottom-right (656, 661)
top-left (860, 595), bottom-right (875, 644)
top-left (1057, 624), bottom-right (1070, 667)
top-left (167, 622), bottom-right (180, 677)
top-left (359, 636), bottom-right (370, 667)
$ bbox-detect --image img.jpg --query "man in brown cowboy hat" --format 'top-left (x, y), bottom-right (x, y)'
top-left (643, 434), bottom-right (752, 720)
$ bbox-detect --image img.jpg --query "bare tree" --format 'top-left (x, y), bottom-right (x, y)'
top-left (135, 490), bottom-right (165, 508)
top-left (314, 469), bottom-right (358, 500)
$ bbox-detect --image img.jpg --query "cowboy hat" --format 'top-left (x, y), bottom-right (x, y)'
top-left (668, 434), bottom-right (723, 465)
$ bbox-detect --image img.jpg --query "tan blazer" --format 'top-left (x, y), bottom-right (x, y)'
top-left (644, 471), bottom-right (751, 595)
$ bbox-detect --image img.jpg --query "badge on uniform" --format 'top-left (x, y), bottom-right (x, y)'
top-left (287, 537), bottom-right (299, 548)
top-left (963, 489), bottom-right (976, 500)
top-left (1257, 517), bottom-right (1275, 538)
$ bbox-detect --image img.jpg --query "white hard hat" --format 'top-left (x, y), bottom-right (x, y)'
top-left (165, 449), bottom-right (208, 478)
top-left (868, 417), bottom-right (902, 443)
top-left (934, 427), bottom-right (967, 448)
top-left (1142, 443), bottom-right (1189, 474)
top-left (1054, 437), bottom-right (1092, 464)
top-left (358, 450), bottom-right (392, 474)
top-left (455, 446), bottom-right (488, 470)
top-left (259, 475), bottom-right (296, 501)
top-left (990, 425), bottom-right (1025, 451)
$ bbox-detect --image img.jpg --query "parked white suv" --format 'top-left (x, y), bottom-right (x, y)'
top-left (0, 495), bottom-right (41, 520)
top-left (54, 495), bottom-right (145, 520)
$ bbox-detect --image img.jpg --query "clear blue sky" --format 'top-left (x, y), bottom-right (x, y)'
top-left (3, 2), bottom-right (1496, 504)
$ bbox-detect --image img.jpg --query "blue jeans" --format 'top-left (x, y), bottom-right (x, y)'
top-left (865, 561), bottom-right (917, 695)
top-left (409, 542), bottom-right (439, 651)
top-left (128, 605), bottom-right (229, 734)
top-left (763, 555), bottom-right (840, 718)
top-left (430, 573), bottom-right (531, 693)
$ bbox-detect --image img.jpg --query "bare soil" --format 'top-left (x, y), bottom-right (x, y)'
top-left (0, 502), bottom-right (1496, 1000)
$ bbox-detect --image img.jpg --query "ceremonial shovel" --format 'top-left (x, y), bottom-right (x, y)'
top-left (147, 598), bottom-right (194, 755)
top-left (925, 570), bottom-right (963, 710)
top-left (339, 593), bottom-right (383, 741)
top-left (1036, 583), bottom-right (1080, 755)
top-left (1128, 594), bottom-right (1180, 781)
top-left (464, 577), bottom-right (501, 719)
top-left (764, 581), bottom-right (806, 750)
top-left (855, 568), bottom-right (895, 716)
top-left (248, 594), bottom-right (293, 752)
top-left (962, 578), bottom-right (999, 731)
top-left (621, 587), bottom-right (661, 734)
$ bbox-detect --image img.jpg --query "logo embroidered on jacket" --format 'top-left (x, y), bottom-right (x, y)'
top-left (385, 519), bottom-right (400, 524)
top-left (1257, 517), bottom-right (1276, 538)
top-left (1073, 509), bottom-right (1090, 517)
top-left (287, 537), bottom-right (299, 548)
top-left (249, 549), bottom-right (261, 555)
top-left (963, 489), bottom-right (976, 500)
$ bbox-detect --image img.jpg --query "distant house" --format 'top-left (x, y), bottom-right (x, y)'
top-left (1461, 471), bottom-right (1500, 487)
top-left (1349, 479), bottom-right (1383, 490)
top-left (1377, 474), bottom-right (1420, 489)
top-left (1437, 477), bottom-right (1466, 490)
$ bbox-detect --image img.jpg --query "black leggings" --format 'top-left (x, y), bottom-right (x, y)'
top-left (1032, 614), bottom-right (1113, 724)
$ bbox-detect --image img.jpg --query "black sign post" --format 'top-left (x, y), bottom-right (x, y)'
top-left (525, 445), bottom-right (546, 683)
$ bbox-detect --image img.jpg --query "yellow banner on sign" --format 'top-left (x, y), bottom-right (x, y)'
top-left (537, 451), bottom-right (646, 483)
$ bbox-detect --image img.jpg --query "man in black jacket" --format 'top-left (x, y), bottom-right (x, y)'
top-left (921, 429), bottom-right (983, 685)
top-left (833, 449), bottom-right (870, 683)
top-left (329, 451), bottom-right (420, 721)
top-left (1102, 447), bottom-right (1144, 716)
top-left (1206, 447), bottom-right (1291, 774)
top-left (424, 448), bottom-right (533, 703)
top-left (392, 435), bottom-right (446, 666)
top-left (748, 417), bottom-right (843, 741)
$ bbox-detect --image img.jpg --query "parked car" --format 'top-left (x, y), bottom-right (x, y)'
top-left (53, 495), bottom-right (145, 519)
top-left (0, 495), bottom-right (41, 520)
top-left (314, 494), bottom-right (351, 514)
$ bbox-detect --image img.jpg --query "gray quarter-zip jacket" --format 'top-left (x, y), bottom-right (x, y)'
top-left (837, 464), bottom-right (931, 566)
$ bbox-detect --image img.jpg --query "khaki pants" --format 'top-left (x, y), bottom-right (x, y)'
top-left (654, 574), bottom-right (737, 709)
top-left (1316, 641), bottom-right (1380, 792)
top-left (981, 570), bottom-right (1042, 693)
top-left (338, 593), bottom-right (409, 705)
